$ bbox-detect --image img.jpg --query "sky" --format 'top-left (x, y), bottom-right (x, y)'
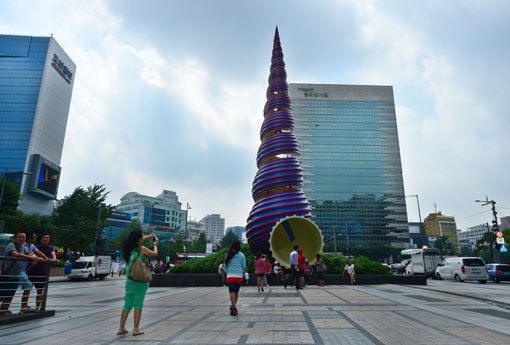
top-left (1, 0), bottom-right (509, 230)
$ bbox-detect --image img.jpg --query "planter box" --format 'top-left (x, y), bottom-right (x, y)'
top-left (50, 266), bottom-right (64, 277)
top-left (150, 273), bottom-right (426, 287)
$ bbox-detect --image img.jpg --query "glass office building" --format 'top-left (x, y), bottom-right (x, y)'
top-left (0, 35), bottom-right (75, 215)
top-left (289, 83), bottom-right (410, 249)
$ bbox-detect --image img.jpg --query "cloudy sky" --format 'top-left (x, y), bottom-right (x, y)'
top-left (1, 0), bottom-right (509, 230)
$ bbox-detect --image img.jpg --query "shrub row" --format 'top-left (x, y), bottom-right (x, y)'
top-left (170, 244), bottom-right (390, 275)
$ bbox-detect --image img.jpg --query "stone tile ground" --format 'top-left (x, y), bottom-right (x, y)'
top-left (1, 278), bottom-right (509, 345)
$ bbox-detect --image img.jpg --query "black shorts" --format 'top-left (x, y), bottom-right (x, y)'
top-left (256, 273), bottom-right (264, 277)
top-left (318, 271), bottom-right (323, 279)
top-left (28, 275), bottom-right (48, 290)
top-left (228, 282), bottom-right (241, 293)
top-left (298, 270), bottom-right (304, 277)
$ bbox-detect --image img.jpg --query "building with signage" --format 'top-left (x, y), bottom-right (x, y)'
top-left (200, 214), bottom-right (225, 244)
top-left (103, 211), bottom-right (132, 242)
top-left (0, 35), bottom-right (76, 215)
top-left (116, 190), bottom-right (187, 236)
top-left (289, 83), bottom-right (410, 249)
top-left (424, 212), bottom-right (460, 253)
top-left (226, 226), bottom-right (246, 243)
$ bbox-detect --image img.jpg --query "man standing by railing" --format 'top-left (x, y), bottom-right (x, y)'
top-left (0, 232), bottom-right (41, 317)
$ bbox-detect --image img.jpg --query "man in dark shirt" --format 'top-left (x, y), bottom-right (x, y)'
top-left (0, 232), bottom-right (41, 317)
top-left (27, 233), bottom-right (57, 310)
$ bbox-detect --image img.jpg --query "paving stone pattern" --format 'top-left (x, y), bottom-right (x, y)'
top-left (0, 278), bottom-right (509, 345)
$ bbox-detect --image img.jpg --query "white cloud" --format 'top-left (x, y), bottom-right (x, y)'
top-left (348, 0), bottom-right (509, 229)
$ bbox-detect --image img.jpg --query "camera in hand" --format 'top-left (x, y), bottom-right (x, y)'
top-left (153, 236), bottom-right (158, 243)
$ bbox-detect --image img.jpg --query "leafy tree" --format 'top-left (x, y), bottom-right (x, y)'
top-left (217, 231), bottom-right (239, 250)
top-left (1, 211), bottom-right (61, 237)
top-left (189, 232), bottom-right (207, 253)
top-left (53, 184), bottom-right (112, 253)
top-left (475, 231), bottom-right (496, 253)
top-left (432, 235), bottom-right (456, 257)
top-left (0, 178), bottom-right (21, 216)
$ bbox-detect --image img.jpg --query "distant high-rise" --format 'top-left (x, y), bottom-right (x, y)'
top-left (0, 35), bottom-right (76, 215)
top-left (289, 83), bottom-right (410, 249)
top-left (200, 214), bottom-right (225, 244)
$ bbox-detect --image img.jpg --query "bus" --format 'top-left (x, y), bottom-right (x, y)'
top-left (175, 253), bottom-right (206, 264)
top-left (401, 248), bottom-right (441, 277)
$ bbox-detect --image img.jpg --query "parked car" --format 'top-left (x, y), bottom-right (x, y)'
top-left (390, 263), bottom-right (406, 274)
top-left (486, 264), bottom-right (510, 283)
top-left (435, 257), bottom-right (488, 284)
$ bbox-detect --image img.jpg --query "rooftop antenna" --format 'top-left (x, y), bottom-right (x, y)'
top-left (434, 203), bottom-right (437, 213)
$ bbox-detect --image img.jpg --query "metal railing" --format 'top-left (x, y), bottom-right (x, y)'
top-left (0, 256), bottom-right (53, 317)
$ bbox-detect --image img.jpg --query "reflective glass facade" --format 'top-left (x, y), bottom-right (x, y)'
top-left (0, 35), bottom-right (75, 215)
top-left (0, 36), bottom-right (49, 181)
top-left (289, 83), bottom-right (410, 248)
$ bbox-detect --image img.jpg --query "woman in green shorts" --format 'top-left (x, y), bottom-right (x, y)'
top-left (117, 229), bottom-right (158, 336)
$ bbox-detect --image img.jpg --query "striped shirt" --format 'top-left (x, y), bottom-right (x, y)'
top-left (225, 252), bottom-right (246, 283)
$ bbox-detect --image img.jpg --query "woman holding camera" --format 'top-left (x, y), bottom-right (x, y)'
top-left (117, 230), bottom-right (158, 336)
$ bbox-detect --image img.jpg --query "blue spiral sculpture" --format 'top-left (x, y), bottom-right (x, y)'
top-left (246, 27), bottom-right (323, 267)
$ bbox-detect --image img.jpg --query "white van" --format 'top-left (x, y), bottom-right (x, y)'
top-left (435, 257), bottom-right (488, 284)
top-left (67, 255), bottom-right (111, 280)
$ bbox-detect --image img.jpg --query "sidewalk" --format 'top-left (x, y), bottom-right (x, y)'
top-left (2, 279), bottom-right (509, 345)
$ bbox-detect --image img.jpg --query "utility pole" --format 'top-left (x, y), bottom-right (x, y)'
top-left (333, 226), bottom-right (337, 256)
top-left (476, 196), bottom-right (500, 263)
top-left (92, 203), bottom-right (106, 255)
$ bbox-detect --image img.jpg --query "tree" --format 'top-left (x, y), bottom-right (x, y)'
top-left (0, 177), bottom-right (21, 216)
top-left (217, 231), bottom-right (239, 250)
top-left (433, 235), bottom-right (455, 257)
top-left (189, 232), bottom-right (207, 253)
top-left (53, 184), bottom-right (112, 253)
top-left (1, 211), bottom-right (62, 237)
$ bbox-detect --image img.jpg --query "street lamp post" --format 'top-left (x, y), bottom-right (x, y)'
top-left (0, 168), bottom-right (8, 209)
top-left (184, 203), bottom-right (191, 257)
top-left (92, 202), bottom-right (106, 255)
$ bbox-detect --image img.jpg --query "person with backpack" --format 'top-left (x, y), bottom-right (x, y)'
top-left (315, 254), bottom-right (326, 286)
top-left (224, 240), bottom-right (246, 316)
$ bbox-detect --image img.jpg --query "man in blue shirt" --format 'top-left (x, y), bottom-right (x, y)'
top-left (284, 245), bottom-right (299, 289)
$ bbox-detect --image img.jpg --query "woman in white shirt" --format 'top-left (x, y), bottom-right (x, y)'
top-left (343, 259), bottom-right (355, 285)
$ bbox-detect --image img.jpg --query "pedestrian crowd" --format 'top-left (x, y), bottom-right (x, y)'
top-left (2, 228), bottom-right (357, 338)
top-left (0, 231), bottom-right (58, 317)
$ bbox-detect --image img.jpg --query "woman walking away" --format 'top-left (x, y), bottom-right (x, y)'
top-left (224, 240), bottom-right (246, 316)
top-left (117, 230), bottom-right (158, 336)
top-left (254, 253), bottom-right (265, 292)
top-left (315, 254), bottom-right (326, 286)
top-left (343, 259), bottom-right (356, 285)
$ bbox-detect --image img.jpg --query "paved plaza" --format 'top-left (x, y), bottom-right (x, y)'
top-left (1, 278), bottom-right (509, 345)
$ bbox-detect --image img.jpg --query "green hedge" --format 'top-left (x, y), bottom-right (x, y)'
top-left (171, 245), bottom-right (390, 275)
top-left (321, 254), bottom-right (391, 275)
